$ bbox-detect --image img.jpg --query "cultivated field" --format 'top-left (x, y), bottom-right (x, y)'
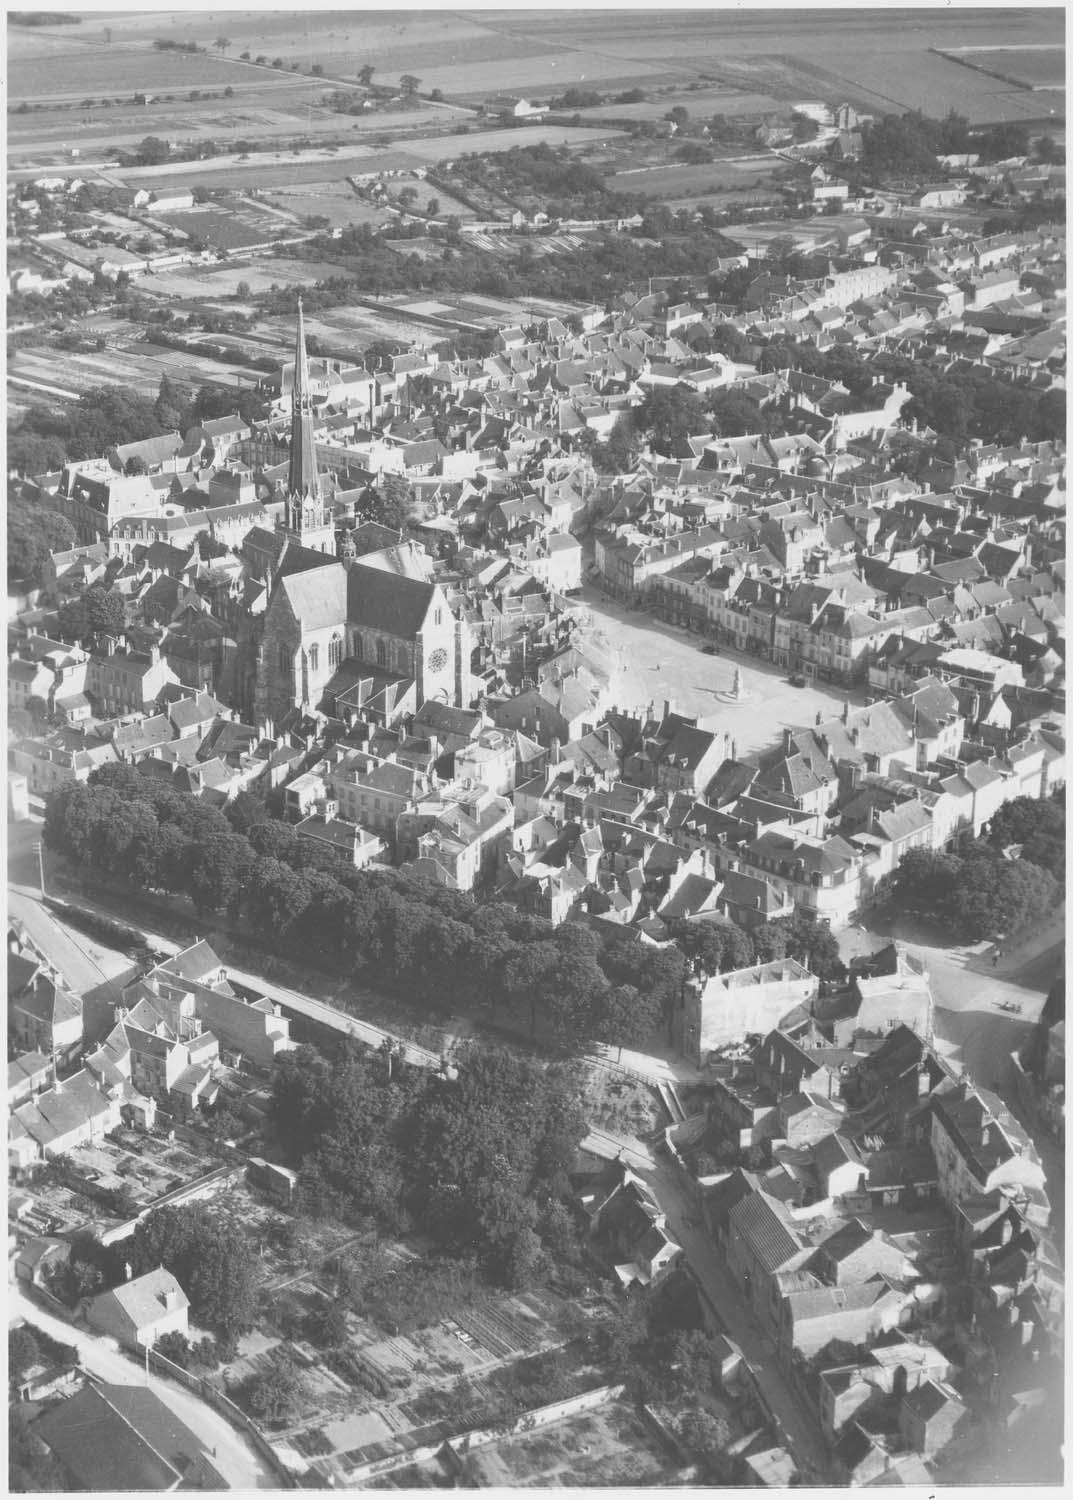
top-left (940, 44), bottom-right (1066, 90)
top-left (612, 158), bottom-right (779, 201)
top-left (101, 125), bottom-right (625, 196)
top-left (11, 8), bottom-right (1065, 130)
top-left (787, 45), bottom-right (1065, 124)
top-left (572, 86), bottom-right (789, 122)
top-left (261, 182), bottom-right (393, 231)
top-left (9, 338), bottom-right (265, 404)
top-left (7, 26), bottom-right (263, 103)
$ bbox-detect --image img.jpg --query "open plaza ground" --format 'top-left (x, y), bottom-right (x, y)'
top-left (576, 581), bottom-right (865, 760)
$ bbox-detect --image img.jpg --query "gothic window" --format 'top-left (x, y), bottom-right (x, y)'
top-left (329, 635), bottom-right (343, 668)
top-left (376, 638), bottom-right (387, 667)
top-left (308, 644), bottom-right (319, 673)
top-left (278, 645), bottom-right (290, 676)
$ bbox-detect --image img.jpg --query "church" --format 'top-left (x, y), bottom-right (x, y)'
top-left (252, 303), bottom-right (471, 725)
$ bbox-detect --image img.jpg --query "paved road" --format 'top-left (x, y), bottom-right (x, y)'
top-left (224, 962), bottom-right (448, 1073)
top-left (10, 1285), bottom-right (279, 1489)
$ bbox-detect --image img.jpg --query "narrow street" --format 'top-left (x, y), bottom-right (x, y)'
top-left (647, 1161), bottom-right (831, 1481)
top-left (583, 1124), bottom-right (830, 1480)
top-left (10, 1286), bottom-right (279, 1489)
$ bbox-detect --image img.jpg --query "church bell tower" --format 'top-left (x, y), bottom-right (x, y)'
top-left (278, 298), bottom-right (336, 554)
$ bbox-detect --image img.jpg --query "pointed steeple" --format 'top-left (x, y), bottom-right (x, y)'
top-left (288, 297), bottom-right (321, 503)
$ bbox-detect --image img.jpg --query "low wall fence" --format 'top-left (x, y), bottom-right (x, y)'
top-left (99, 1163), bottom-right (243, 1246)
top-left (142, 1349), bottom-right (296, 1486)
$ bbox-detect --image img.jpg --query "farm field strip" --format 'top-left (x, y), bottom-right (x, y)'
top-left (11, 341), bottom-right (263, 393)
top-left (572, 88), bottom-right (786, 121)
top-left (110, 123), bottom-right (627, 194)
top-left (783, 46), bottom-right (1065, 123)
top-left (7, 37), bottom-right (269, 101)
top-left (938, 44), bottom-right (1066, 89)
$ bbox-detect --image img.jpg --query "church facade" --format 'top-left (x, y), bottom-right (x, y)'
top-left (251, 304), bottom-right (470, 725)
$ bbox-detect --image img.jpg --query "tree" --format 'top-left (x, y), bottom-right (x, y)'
top-left (674, 919), bottom-right (754, 976)
top-left (988, 793), bottom-right (1065, 878)
top-left (357, 64), bottom-right (375, 87)
top-left (707, 388), bottom-right (769, 437)
top-left (402, 1044), bottom-right (586, 1275)
top-left (243, 1356), bottom-right (307, 1427)
top-left (155, 1330), bottom-right (191, 1368)
top-left (753, 911), bottom-right (844, 980)
top-left (596, 984), bottom-right (659, 1061)
top-left (7, 498), bottom-right (76, 586)
top-left (224, 789), bottom-right (267, 837)
top-left (186, 830), bottom-right (254, 917)
top-left (8, 1327), bottom-right (39, 1383)
top-left (953, 855), bottom-right (1059, 941)
top-left (56, 584), bottom-right (125, 642)
top-left (155, 372), bottom-right (192, 432)
top-left (887, 847), bottom-right (962, 915)
top-left (636, 383), bottom-right (708, 455)
top-left (311, 1300), bottom-right (349, 1348)
top-left (136, 135), bottom-right (170, 166)
top-left (400, 74), bottom-right (420, 96)
top-left (129, 1205), bottom-right (259, 1340)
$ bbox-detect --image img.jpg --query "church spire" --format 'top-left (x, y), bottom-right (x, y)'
top-left (288, 297), bottom-right (321, 502)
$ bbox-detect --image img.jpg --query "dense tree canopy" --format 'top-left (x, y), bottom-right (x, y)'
top-left (269, 1040), bottom-right (586, 1287)
top-left (987, 790), bottom-right (1064, 880)
top-left (129, 1204), bottom-right (259, 1339)
top-left (756, 338), bottom-right (1063, 450)
top-left (7, 497), bottom-right (76, 587)
top-left (55, 584), bottom-right (126, 642)
top-left (888, 834), bottom-right (1061, 939)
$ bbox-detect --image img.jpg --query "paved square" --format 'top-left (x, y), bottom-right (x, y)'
top-left (577, 584), bottom-right (867, 760)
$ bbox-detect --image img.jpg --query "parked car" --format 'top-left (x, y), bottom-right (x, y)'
top-left (789, 673), bottom-right (807, 686)
top-left (700, 644), bottom-right (719, 655)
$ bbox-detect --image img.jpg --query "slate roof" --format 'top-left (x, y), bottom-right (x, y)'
top-left (33, 1381), bottom-right (219, 1491)
top-left (12, 1069), bottom-right (113, 1149)
top-left (729, 1189), bottom-right (803, 1273)
top-left (279, 563), bottom-right (348, 633)
top-left (347, 566), bottom-right (436, 638)
top-left (92, 1266), bottom-right (189, 1332)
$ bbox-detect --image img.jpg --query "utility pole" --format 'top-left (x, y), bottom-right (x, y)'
top-left (35, 841), bottom-right (45, 898)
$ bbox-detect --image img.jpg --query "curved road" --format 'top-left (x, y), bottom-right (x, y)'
top-left (11, 1285), bottom-right (279, 1489)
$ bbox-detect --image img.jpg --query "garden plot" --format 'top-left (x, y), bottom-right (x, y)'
top-left (261, 181), bottom-right (392, 230)
top-left (457, 1396), bottom-right (674, 1487)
